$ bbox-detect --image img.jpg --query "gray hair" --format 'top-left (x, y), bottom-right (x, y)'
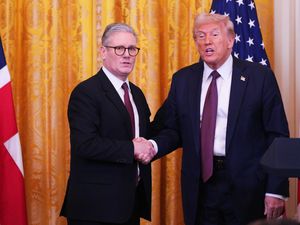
top-left (193, 12), bottom-right (235, 39)
top-left (101, 23), bottom-right (137, 46)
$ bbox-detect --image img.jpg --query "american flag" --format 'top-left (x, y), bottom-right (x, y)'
top-left (0, 38), bottom-right (28, 225)
top-left (210, 0), bottom-right (270, 67)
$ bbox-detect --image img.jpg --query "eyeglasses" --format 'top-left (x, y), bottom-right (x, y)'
top-left (104, 46), bottom-right (140, 56)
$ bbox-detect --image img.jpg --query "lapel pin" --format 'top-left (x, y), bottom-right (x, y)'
top-left (240, 76), bottom-right (246, 81)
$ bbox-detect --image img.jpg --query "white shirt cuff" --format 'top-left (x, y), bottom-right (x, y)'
top-left (149, 139), bottom-right (158, 154)
top-left (265, 193), bottom-right (288, 201)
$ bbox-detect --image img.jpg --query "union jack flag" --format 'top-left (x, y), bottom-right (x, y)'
top-left (0, 38), bottom-right (28, 225)
top-left (210, 0), bottom-right (270, 67)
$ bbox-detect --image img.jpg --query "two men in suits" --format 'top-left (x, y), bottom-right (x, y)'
top-left (150, 12), bottom-right (289, 225)
top-left (60, 23), bottom-right (155, 225)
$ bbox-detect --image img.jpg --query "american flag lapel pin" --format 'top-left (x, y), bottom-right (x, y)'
top-left (240, 76), bottom-right (246, 82)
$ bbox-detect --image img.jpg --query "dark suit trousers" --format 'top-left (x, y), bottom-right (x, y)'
top-left (67, 215), bottom-right (139, 225)
top-left (67, 202), bottom-right (139, 225)
top-left (196, 164), bottom-right (240, 225)
top-left (67, 185), bottom-right (142, 225)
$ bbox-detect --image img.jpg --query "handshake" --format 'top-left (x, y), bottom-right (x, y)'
top-left (133, 137), bottom-right (157, 165)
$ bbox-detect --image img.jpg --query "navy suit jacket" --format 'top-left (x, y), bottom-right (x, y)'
top-left (60, 69), bottom-right (152, 223)
top-left (152, 57), bottom-right (289, 225)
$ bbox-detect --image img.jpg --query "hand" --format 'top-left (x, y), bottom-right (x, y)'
top-left (264, 196), bottom-right (285, 219)
top-left (133, 137), bottom-right (156, 164)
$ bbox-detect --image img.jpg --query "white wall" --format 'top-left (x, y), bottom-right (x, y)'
top-left (274, 0), bottom-right (300, 217)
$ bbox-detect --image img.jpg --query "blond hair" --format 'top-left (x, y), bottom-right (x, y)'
top-left (193, 12), bottom-right (235, 39)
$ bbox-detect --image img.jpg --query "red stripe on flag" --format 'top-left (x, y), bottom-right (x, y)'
top-left (0, 144), bottom-right (27, 225)
top-left (0, 82), bottom-right (18, 143)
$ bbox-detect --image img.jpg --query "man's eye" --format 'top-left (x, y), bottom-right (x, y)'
top-left (116, 46), bottom-right (125, 50)
top-left (196, 33), bottom-right (205, 39)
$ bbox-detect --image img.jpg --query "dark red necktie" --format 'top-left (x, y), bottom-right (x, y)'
top-left (201, 70), bottom-right (220, 182)
top-left (122, 83), bottom-right (135, 137)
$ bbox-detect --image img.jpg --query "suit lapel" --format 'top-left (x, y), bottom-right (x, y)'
top-left (226, 58), bottom-right (248, 151)
top-left (189, 63), bottom-right (204, 157)
top-left (130, 84), bottom-right (147, 137)
top-left (98, 70), bottom-right (133, 137)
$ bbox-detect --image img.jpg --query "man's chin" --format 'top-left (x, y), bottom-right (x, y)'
top-left (202, 55), bottom-right (218, 65)
top-left (202, 55), bottom-right (216, 62)
top-left (120, 68), bottom-right (133, 75)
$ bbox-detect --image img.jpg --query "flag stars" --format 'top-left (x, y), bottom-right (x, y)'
top-left (235, 34), bottom-right (241, 43)
top-left (211, 1), bottom-right (270, 67)
top-left (260, 58), bottom-right (268, 66)
top-left (248, 19), bottom-right (255, 28)
top-left (248, 1), bottom-right (255, 10)
top-left (236, 0), bottom-right (244, 6)
top-left (224, 12), bottom-right (230, 17)
top-left (246, 55), bottom-right (253, 62)
top-left (247, 37), bottom-right (254, 46)
top-left (236, 15), bottom-right (242, 24)
top-left (210, 10), bottom-right (216, 14)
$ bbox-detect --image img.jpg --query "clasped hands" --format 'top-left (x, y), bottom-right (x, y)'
top-left (133, 137), bottom-right (156, 165)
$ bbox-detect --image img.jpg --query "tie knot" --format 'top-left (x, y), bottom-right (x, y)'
top-left (122, 82), bottom-right (129, 91)
top-left (211, 70), bottom-right (220, 80)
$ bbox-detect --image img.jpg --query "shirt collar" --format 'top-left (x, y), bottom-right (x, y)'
top-left (102, 66), bottom-right (130, 91)
top-left (203, 54), bottom-right (233, 81)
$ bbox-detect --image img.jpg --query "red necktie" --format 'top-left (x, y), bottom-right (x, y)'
top-left (201, 70), bottom-right (220, 182)
top-left (122, 83), bottom-right (135, 137)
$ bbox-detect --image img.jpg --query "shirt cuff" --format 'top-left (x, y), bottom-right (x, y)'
top-left (149, 139), bottom-right (158, 154)
top-left (265, 193), bottom-right (288, 201)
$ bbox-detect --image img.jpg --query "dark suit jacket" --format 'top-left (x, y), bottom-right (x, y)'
top-left (60, 69), bottom-right (152, 223)
top-left (152, 57), bottom-right (289, 225)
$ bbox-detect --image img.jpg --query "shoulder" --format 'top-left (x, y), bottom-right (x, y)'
top-left (172, 62), bottom-right (203, 82)
top-left (174, 62), bottom-right (202, 76)
top-left (233, 57), bottom-right (279, 89)
top-left (234, 57), bottom-right (274, 76)
top-left (71, 70), bottom-right (104, 98)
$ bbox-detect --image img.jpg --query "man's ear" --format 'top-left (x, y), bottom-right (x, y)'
top-left (100, 46), bottom-right (106, 60)
top-left (228, 36), bottom-right (235, 49)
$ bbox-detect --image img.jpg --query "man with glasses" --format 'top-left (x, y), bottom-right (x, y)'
top-left (60, 22), bottom-right (155, 225)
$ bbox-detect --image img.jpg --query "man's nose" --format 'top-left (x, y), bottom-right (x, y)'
top-left (123, 49), bottom-right (131, 57)
top-left (204, 35), bottom-right (211, 44)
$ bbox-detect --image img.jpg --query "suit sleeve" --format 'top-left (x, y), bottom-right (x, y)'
top-left (151, 74), bottom-right (182, 158)
top-left (68, 84), bottom-right (134, 164)
top-left (262, 69), bottom-right (289, 196)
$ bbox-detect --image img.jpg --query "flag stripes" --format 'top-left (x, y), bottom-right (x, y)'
top-left (0, 83), bottom-right (18, 143)
top-left (0, 38), bottom-right (27, 225)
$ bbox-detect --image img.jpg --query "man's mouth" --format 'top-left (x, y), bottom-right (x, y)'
top-left (205, 48), bottom-right (214, 53)
top-left (205, 48), bottom-right (215, 56)
top-left (121, 62), bottom-right (132, 66)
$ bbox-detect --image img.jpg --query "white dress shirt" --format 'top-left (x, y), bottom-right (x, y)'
top-left (200, 55), bottom-right (233, 156)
